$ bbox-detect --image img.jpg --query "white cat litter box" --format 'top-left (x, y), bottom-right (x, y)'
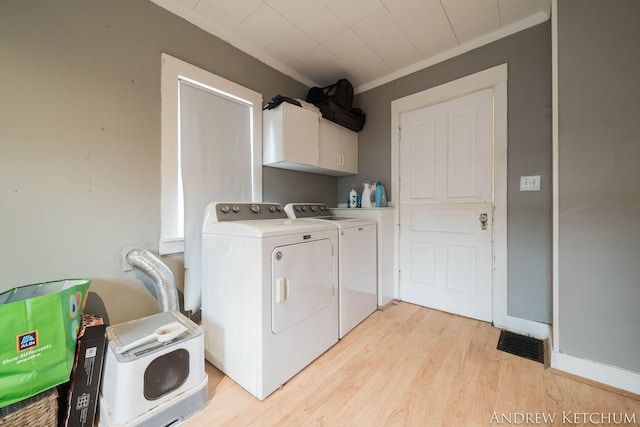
top-left (98, 310), bottom-right (208, 427)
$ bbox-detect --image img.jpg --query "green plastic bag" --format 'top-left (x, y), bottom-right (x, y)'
top-left (0, 278), bottom-right (91, 408)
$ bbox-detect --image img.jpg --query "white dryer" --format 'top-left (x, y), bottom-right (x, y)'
top-left (201, 202), bottom-right (338, 400)
top-left (285, 203), bottom-right (377, 338)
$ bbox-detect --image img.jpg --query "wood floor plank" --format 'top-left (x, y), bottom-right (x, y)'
top-left (183, 302), bottom-right (640, 426)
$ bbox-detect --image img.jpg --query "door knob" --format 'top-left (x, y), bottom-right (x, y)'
top-left (479, 213), bottom-right (488, 230)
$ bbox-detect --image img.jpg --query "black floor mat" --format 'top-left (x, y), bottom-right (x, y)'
top-left (497, 330), bottom-right (544, 363)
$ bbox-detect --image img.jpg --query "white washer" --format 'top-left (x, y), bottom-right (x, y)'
top-left (201, 202), bottom-right (338, 400)
top-left (284, 203), bottom-right (377, 338)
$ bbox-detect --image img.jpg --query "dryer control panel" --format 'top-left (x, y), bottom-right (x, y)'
top-left (284, 203), bottom-right (333, 219)
top-left (213, 202), bottom-right (287, 221)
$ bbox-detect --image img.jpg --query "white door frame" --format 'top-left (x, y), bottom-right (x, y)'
top-left (391, 64), bottom-right (513, 330)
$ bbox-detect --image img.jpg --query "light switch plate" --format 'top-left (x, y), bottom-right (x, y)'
top-left (520, 175), bottom-right (541, 191)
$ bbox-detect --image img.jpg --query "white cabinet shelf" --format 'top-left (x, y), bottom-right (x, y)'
top-left (263, 103), bottom-right (357, 176)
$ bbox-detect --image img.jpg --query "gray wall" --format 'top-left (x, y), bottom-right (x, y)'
top-left (0, 0), bottom-right (335, 325)
top-left (340, 23), bottom-right (553, 324)
top-left (558, 0), bottom-right (640, 372)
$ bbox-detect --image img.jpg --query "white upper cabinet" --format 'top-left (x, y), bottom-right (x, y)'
top-left (263, 102), bottom-right (319, 169)
top-left (318, 119), bottom-right (358, 175)
top-left (263, 103), bottom-right (358, 176)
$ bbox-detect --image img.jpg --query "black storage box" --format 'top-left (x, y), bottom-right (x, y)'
top-left (63, 314), bottom-right (107, 427)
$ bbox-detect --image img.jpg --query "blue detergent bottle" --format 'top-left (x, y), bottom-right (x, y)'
top-left (375, 181), bottom-right (387, 207)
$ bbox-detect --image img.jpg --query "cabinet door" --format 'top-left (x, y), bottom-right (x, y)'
top-left (264, 102), bottom-right (319, 167)
top-left (318, 119), bottom-right (358, 175)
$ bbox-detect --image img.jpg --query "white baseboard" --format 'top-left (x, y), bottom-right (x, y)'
top-left (496, 315), bottom-right (551, 340)
top-left (551, 351), bottom-right (640, 395)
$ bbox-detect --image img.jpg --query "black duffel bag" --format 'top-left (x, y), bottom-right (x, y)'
top-left (306, 79), bottom-right (366, 132)
top-left (319, 102), bottom-right (366, 132)
top-left (307, 78), bottom-right (354, 110)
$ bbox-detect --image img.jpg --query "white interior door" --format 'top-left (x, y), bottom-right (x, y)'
top-left (399, 88), bottom-right (494, 322)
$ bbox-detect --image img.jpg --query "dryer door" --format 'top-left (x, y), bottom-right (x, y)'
top-left (272, 238), bottom-right (334, 334)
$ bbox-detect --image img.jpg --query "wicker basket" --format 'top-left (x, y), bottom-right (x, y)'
top-left (0, 388), bottom-right (58, 427)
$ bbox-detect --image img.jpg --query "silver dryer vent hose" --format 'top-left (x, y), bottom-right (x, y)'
top-left (126, 248), bottom-right (179, 312)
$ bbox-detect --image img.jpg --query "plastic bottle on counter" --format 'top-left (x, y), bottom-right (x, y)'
top-left (348, 186), bottom-right (358, 208)
top-left (361, 181), bottom-right (374, 208)
top-left (375, 181), bottom-right (387, 207)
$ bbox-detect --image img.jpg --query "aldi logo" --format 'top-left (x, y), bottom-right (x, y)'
top-left (17, 331), bottom-right (38, 352)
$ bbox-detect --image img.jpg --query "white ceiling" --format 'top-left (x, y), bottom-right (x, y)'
top-left (151, 0), bottom-right (550, 93)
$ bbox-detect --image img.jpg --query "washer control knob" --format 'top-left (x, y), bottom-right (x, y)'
top-left (302, 206), bottom-right (307, 211)
top-left (310, 206), bottom-right (318, 212)
top-left (251, 205), bottom-right (260, 213)
top-left (295, 206), bottom-right (302, 212)
top-left (220, 205), bottom-right (230, 213)
top-left (276, 206), bottom-right (283, 212)
top-left (269, 205), bottom-right (276, 212)
top-left (232, 205), bottom-right (240, 213)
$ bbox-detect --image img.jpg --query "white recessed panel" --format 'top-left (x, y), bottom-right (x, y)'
top-left (411, 210), bottom-right (476, 234)
top-left (409, 119), bottom-right (436, 200)
top-left (447, 110), bottom-right (477, 198)
top-left (410, 242), bottom-right (436, 285)
top-left (447, 245), bottom-right (476, 292)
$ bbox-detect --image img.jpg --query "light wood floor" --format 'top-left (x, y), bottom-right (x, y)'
top-left (185, 302), bottom-right (639, 426)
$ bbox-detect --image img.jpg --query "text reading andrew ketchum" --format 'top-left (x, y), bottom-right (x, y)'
top-left (490, 411), bottom-right (636, 425)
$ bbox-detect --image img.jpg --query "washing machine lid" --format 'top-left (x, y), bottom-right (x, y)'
top-left (330, 219), bottom-right (377, 231)
top-left (203, 217), bottom-right (336, 238)
top-left (284, 202), bottom-right (377, 230)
